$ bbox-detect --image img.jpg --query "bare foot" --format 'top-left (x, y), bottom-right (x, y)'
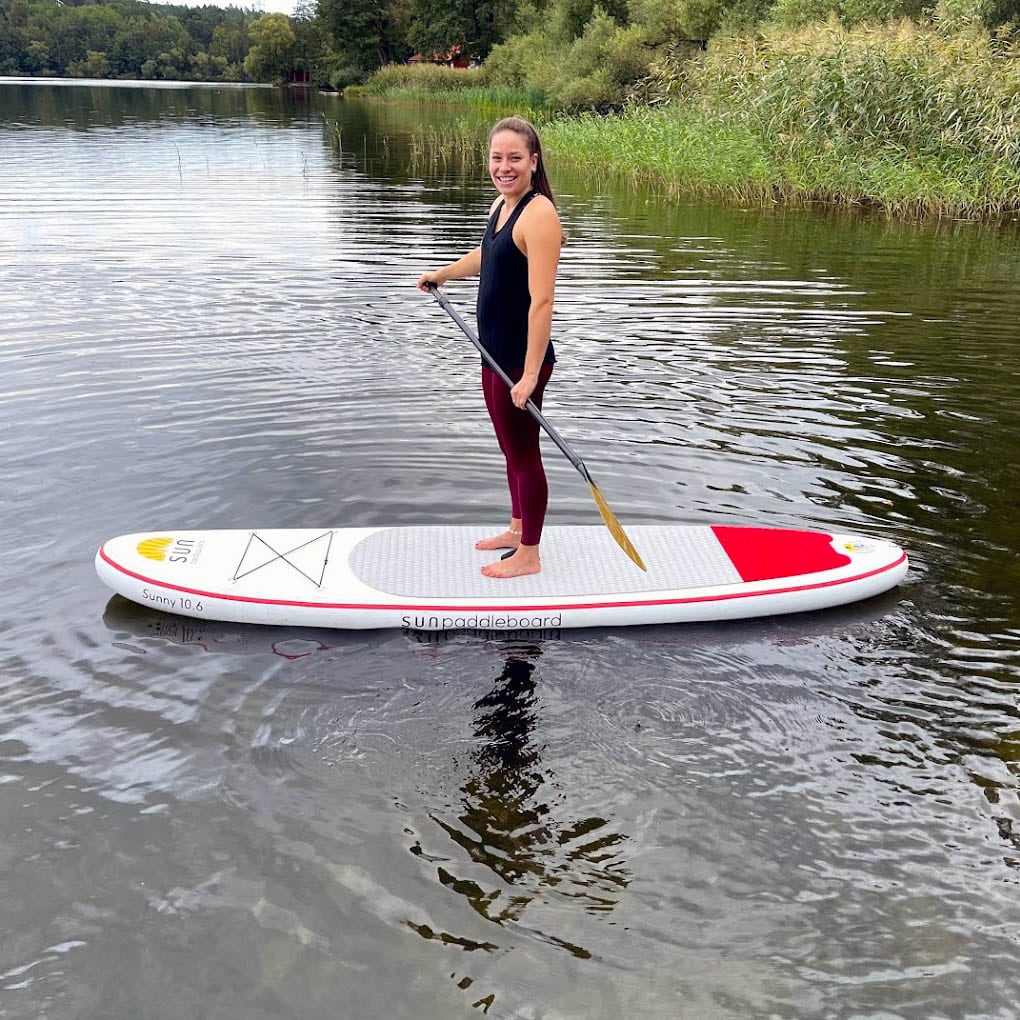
top-left (475, 529), bottom-right (521, 551)
top-left (481, 547), bottom-right (541, 579)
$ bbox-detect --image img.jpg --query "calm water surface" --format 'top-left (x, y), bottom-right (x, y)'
top-left (1, 81), bottom-right (1019, 1019)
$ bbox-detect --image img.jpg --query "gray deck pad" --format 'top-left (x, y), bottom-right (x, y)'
top-left (348, 525), bottom-right (742, 599)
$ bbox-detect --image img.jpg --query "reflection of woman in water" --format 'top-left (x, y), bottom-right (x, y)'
top-left (425, 643), bottom-right (630, 955)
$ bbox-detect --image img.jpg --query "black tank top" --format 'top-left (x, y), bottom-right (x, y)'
top-left (476, 191), bottom-right (555, 373)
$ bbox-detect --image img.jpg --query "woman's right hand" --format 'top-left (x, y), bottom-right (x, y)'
top-left (416, 270), bottom-right (443, 292)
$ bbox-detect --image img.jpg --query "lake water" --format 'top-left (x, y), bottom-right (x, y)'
top-left (1, 79), bottom-right (1019, 1019)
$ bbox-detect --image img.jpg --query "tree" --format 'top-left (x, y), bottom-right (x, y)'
top-left (23, 39), bottom-right (51, 73)
top-left (243, 12), bottom-right (296, 82)
top-left (68, 47), bottom-right (111, 76)
top-left (54, 4), bottom-right (122, 66)
top-left (318, 0), bottom-right (411, 84)
top-left (210, 21), bottom-right (250, 66)
top-left (408, 0), bottom-right (516, 61)
top-left (289, 0), bottom-right (327, 80)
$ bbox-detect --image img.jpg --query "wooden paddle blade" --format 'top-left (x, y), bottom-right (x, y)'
top-left (588, 481), bottom-right (647, 571)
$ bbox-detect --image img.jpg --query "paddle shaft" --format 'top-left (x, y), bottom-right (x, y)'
top-left (426, 284), bottom-right (591, 484)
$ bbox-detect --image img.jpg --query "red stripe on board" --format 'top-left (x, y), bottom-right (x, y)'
top-left (99, 546), bottom-right (906, 614)
top-left (711, 526), bottom-right (852, 583)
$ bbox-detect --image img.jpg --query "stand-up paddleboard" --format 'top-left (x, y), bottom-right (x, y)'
top-left (95, 525), bottom-right (907, 630)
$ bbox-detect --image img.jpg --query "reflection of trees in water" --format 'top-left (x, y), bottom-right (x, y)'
top-left (411, 642), bottom-right (629, 962)
top-left (6, 81), bottom-right (323, 131)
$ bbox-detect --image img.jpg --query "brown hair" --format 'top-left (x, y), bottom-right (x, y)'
top-left (488, 116), bottom-right (556, 207)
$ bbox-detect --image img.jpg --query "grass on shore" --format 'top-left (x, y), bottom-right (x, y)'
top-left (346, 63), bottom-right (546, 116)
top-left (406, 107), bottom-right (1018, 219)
top-left (543, 107), bottom-right (1019, 218)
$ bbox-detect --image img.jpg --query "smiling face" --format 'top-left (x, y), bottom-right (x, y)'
top-left (488, 129), bottom-right (538, 201)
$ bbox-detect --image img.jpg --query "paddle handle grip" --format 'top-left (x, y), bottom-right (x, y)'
top-left (425, 284), bottom-right (589, 481)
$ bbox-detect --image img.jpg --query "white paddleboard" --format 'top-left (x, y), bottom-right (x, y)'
top-left (95, 525), bottom-right (908, 630)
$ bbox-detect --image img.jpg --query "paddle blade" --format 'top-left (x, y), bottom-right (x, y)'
top-left (588, 481), bottom-right (647, 571)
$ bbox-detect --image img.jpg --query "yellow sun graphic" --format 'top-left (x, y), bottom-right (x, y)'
top-left (137, 537), bottom-right (173, 561)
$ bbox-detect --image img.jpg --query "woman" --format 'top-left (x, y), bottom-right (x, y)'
top-left (417, 116), bottom-right (562, 580)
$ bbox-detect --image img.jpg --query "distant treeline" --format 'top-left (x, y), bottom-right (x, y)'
top-left (0, 0), bottom-right (320, 82)
top-left (0, 0), bottom-right (513, 85)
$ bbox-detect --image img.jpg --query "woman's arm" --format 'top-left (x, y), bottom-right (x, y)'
top-left (511, 198), bottom-right (562, 408)
top-left (416, 246), bottom-right (482, 291)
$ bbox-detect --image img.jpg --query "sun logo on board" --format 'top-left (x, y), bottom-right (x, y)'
top-left (138, 537), bottom-right (173, 561)
top-left (843, 540), bottom-right (876, 554)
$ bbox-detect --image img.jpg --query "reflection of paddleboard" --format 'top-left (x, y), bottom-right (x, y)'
top-left (96, 525), bottom-right (907, 631)
top-left (102, 595), bottom-right (347, 659)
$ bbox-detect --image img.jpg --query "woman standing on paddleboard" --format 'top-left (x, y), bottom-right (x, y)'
top-left (417, 116), bottom-right (562, 580)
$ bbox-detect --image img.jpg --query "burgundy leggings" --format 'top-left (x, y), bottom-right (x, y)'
top-left (482, 362), bottom-right (554, 546)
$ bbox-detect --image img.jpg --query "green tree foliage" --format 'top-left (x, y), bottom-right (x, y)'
top-left (558, 0), bottom-right (630, 38)
top-left (317, 0), bottom-right (411, 87)
top-left (407, 0), bottom-right (512, 61)
top-left (485, 2), bottom-right (669, 110)
top-left (481, 0), bottom-right (1020, 110)
top-left (0, 0), bottom-right (271, 81)
top-left (290, 0), bottom-right (326, 78)
top-left (243, 12), bottom-right (296, 82)
top-left (210, 21), bottom-right (251, 67)
top-left (67, 47), bottom-right (111, 76)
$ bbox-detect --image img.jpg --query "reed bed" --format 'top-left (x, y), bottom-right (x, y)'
top-left (349, 63), bottom-right (546, 115)
top-left (407, 123), bottom-right (489, 170)
top-left (631, 20), bottom-right (1020, 217)
top-left (355, 63), bottom-right (486, 94)
top-left (544, 107), bottom-right (1018, 217)
top-left (669, 21), bottom-right (1020, 162)
top-left (372, 23), bottom-right (1020, 218)
top-left (544, 111), bottom-right (775, 203)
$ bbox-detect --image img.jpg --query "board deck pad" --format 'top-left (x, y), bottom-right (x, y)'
top-left (96, 524), bottom-right (908, 630)
top-left (350, 525), bottom-right (742, 598)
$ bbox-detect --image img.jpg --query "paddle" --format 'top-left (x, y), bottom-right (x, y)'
top-left (425, 283), bottom-right (646, 572)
